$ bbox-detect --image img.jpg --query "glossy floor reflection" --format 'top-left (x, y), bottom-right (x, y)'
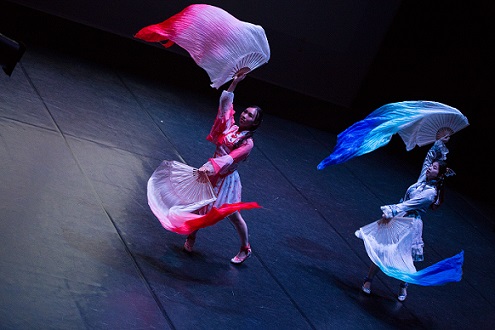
top-left (1, 18), bottom-right (494, 330)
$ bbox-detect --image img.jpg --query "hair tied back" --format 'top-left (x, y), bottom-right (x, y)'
top-left (445, 168), bottom-right (456, 178)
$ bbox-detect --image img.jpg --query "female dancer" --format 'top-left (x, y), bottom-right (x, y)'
top-left (184, 68), bottom-right (263, 264)
top-left (358, 134), bottom-right (461, 301)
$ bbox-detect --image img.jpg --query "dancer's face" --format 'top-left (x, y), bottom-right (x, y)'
top-left (239, 107), bottom-right (258, 130)
top-left (426, 161), bottom-right (441, 181)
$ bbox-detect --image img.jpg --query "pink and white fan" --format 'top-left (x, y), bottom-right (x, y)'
top-left (147, 160), bottom-right (217, 234)
top-left (147, 160), bottom-right (261, 235)
top-left (135, 4), bottom-right (270, 88)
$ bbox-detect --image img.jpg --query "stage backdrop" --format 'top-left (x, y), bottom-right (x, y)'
top-left (1, 0), bottom-right (492, 203)
top-left (2, 0), bottom-right (401, 108)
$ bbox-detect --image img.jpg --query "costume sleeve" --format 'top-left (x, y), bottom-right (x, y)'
top-left (381, 188), bottom-right (437, 218)
top-left (418, 139), bottom-right (449, 181)
top-left (203, 138), bottom-right (254, 175)
top-left (227, 138), bottom-right (253, 163)
top-left (206, 91), bottom-right (235, 144)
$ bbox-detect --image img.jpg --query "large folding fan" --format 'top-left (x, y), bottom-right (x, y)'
top-left (134, 4), bottom-right (271, 88)
top-left (166, 160), bottom-right (216, 205)
top-left (398, 108), bottom-right (469, 151)
top-left (356, 217), bottom-right (464, 286)
top-left (317, 101), bottom-right (469, 169)
top-left (147, 160), bottom-right (260, 235)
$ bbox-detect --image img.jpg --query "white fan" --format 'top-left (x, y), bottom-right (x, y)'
top-left (356, 217), bottom-right (417, 273)
top-left (152, 160), bottom-right (216, 206)
top-left (167, 161), bottom-right (215, 204)
top-left (398, 101), bottom-right (469, 150)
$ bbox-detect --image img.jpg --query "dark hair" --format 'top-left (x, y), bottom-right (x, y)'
top-left (234, 106), bottom-right (263, 149)
top-left (431, 160), bottom-right (449, 210)
top-left (248, 105), bottom-right (263, 132)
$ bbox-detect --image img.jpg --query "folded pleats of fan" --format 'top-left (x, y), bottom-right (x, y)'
top-left (134, 4), bottom-right (270, 88)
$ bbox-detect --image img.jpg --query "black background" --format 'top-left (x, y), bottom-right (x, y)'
top-left (1, 0), bottom-right (493, 202)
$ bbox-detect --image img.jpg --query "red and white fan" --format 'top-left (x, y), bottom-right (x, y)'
top-left (135, 4), bottom-right (270, 88)
top-left (147, 160), bottom-right (260, 235)
top-left (166, 160), bottom-right (216, 205)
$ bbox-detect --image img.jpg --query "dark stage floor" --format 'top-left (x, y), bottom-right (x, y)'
top-left (1, 18), bottom-right (495, 330)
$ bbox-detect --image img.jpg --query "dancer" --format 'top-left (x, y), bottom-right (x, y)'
top-left (183, 67), bottom-right (263, 264)
top-left (357, 134), bottom-right (463, 301)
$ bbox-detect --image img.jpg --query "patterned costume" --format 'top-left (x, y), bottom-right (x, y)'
top-left (147, 90), bottom-right (259, 235)
top-left (355, 140), bottom-right (463, 285)
top-left (200, 90), bottom-right (253, 211)
top-left (380, 139), bottom-right (449, 261)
